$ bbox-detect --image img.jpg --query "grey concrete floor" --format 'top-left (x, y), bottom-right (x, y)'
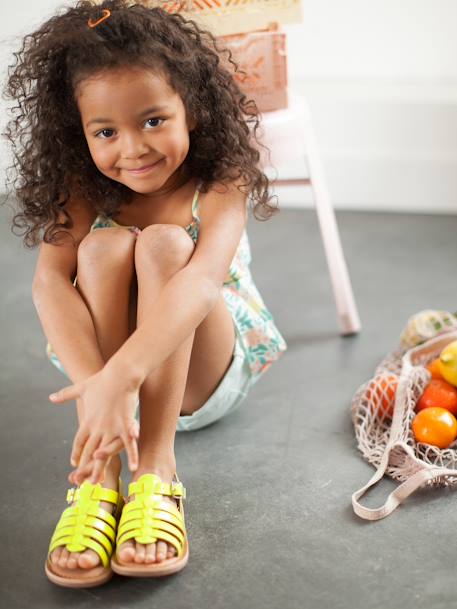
top-left (1, 203), bottom-right (457, 609)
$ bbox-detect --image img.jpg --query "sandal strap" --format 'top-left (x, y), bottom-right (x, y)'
top-left (58, 504), bottom-right (117, 531)
top-left (117, 474), bottom-right (187, 557)
top-left (67, 485), bottom-right (119, 505)
top-left (128, 474), bottom-right (186, 499)
top-left (48, 478), bottom-right (123, 569)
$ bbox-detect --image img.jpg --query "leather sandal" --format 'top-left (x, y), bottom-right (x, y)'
top-left (111, 472), bottom-right (189, 577)
top-left (45, 478), bottom-right (124, 588)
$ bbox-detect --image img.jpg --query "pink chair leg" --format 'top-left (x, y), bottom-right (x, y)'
top-left (302, 101), bottom-right (361, 335)
top-left (258, 93), bottom-right (361, 335)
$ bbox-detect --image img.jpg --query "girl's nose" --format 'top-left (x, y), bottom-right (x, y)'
top-left (121, 132), bottom-right (150, 159)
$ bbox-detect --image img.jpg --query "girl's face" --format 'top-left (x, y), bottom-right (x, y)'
top-left (76, 67), bottom-right (194, 196)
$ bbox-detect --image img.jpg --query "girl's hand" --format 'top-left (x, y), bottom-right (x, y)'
top-left (49, 367), bottom-right (140, 483)
top-left (67, 447), bottom-right (125, 486)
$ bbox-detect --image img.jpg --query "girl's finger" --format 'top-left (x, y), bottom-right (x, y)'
top-left (70, 426), bottom-right (90, 467)
top-left (122, 430), bottom-right (139, 472)
top-left (71, 455), bottom-right (109, 486)
top-left (75, 432), bottom-right (102, 473)
top-left (49, 383), bottom-right (82, 404)
top-left (89, 458), bottom-right (108, 485)
top-left (93, 437), bottom-right (124, 460)
top-left (69, 461), bottom-right (93, 485)
top-left (128, 419), bottom-right (140, 439)
top-left (71, 460), bottom-right (99, 486)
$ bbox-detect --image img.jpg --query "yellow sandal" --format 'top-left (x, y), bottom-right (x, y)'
top-left (111, 472), bottom-right (189, 577)
top-left (45, 478), bottom-right (124, 588)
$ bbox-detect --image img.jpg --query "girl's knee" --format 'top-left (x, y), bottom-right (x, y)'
top-left (78, 227), bottom-right (136, 268)
top-left (135, 224), bottom-right (195, 269)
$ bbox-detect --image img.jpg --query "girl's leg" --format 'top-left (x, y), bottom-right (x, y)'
top-left (117, 224), bottom-right (236, 565)
top-left (50, 227), bottom-right (137, 574)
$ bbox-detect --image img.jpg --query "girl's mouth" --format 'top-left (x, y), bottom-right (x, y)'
top-left (126, 159), bottom-right (163, 175)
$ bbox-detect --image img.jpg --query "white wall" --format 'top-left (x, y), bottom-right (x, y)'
top-left (282, 1), bottom-right (457, 213)
top-left (1, 0), bottom-right (457, 212)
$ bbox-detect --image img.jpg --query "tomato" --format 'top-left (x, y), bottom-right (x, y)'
top-left (366, 374), bottom-right (398, 419)
top-left (412, 407), bottom-right (457, 449)
top-left (416, 379), bottom-right (457, 415)
top-left (426, 358), bottom-right (444, 380)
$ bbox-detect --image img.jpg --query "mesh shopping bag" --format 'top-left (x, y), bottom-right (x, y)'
top-left (351, 310), bottom-right (457, 520)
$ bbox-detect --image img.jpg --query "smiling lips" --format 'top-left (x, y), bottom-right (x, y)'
top-left (126, 159), bottom-right (162, 174)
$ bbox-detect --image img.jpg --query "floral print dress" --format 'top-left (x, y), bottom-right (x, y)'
top-left (47, 185), bottom-right (287, 380)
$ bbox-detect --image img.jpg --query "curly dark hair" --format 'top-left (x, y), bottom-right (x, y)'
top-left (2, 0), bottom-right (279, 247)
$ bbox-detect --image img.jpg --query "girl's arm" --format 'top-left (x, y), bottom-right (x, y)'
top-left (34, 197), bottom-right (141, 480)
top-left (107, 181), bottom-right (248, 385)
top-left (32, 196), bottom-right (103, 383)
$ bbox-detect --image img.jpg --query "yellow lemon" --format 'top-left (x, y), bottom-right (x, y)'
top-left (439, 341), bottom-right (457, 387)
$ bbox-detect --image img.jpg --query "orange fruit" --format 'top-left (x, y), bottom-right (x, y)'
top-left (366, 374), bottom-right (398, 419)
top-left (412, 407), bottom-right (457, 448)
top-left (426, 358), bottom-right (444, 380)
top-left (416, 379), bottom-right (457, 415)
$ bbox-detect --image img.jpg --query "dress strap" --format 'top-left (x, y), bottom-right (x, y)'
top-left (191, 182), bottom-right (201, 222)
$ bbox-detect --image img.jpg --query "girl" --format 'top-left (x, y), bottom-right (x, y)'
top-left (3, 0), bottom-right (287, 588)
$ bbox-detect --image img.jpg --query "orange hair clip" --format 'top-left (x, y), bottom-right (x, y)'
top-left (88, 8), bottom-right (111, 28)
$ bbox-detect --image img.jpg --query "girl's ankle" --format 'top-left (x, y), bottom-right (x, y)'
top-left (133, 461), bottom-right (177, 483)
top-left (135, 449), bottom-right (176, 478)
top-left (102, 455), bottom-right (122, 486)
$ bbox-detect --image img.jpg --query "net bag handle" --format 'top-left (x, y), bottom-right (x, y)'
top-left (352, 331), bottom-right (457, 520)
top-left (352, 444), bottom-right (457, 520)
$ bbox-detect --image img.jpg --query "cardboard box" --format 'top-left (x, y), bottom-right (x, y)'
top-left (155, 0), bottom-right (302, 36)
top-left (218, 26), bottom-right (288, 112)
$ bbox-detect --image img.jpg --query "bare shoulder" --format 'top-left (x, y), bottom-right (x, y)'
top-left (198, 179), bottom-right (248, 226)
top-left (34, 193), bottom-right (98, 284)
top-left (187, 179), bottom-right (249, 287)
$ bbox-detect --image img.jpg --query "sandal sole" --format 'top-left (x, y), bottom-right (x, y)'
top-left (45, 560), bottom-right (113, 588)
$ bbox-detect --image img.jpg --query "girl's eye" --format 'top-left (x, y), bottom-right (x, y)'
top-left (95, 118), bottom-right (163, 138)
top-left (145, 118), bottom-right (163, 128)
top-left (96, 129), bottom-right (114, 139)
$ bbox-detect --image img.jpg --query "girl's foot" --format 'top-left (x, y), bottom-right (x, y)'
top-left (49, 456), bottom-right (122, 575)
top-left (116, 465), bottom-right (178, 564)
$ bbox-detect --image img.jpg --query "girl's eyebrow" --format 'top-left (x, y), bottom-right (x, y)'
top-left (85, 105), bottom-right (170, 127)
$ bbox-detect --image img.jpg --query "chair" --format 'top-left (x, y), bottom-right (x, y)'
top-left (259, 91), bottom-right (362, 335)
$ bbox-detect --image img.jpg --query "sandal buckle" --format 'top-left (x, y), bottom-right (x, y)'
top-left (171, 481), bottom-right (186, 499)
top-left (66, 488), bottom-right (76, 504)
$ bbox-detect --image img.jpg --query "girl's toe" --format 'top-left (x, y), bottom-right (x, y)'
top-left (78, 549), bottom-right (99, 569)
top-left (144, 543), bottom-right (156, 563)
top-left (67, 553), bottom-right (78, 569)
top-left (51, 547), bottom-right (62, 564)
top-left (156, 541), bottom-right (167, 562)
top-left (117, 540), bottom-right (135, 563)
top-left (134, 541), bottom-right (146, 563)
top-left (58, 547), bottom-right (70, 568)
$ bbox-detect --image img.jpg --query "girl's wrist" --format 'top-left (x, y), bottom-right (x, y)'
top-left (102, 356), bottom-right (145, 391)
